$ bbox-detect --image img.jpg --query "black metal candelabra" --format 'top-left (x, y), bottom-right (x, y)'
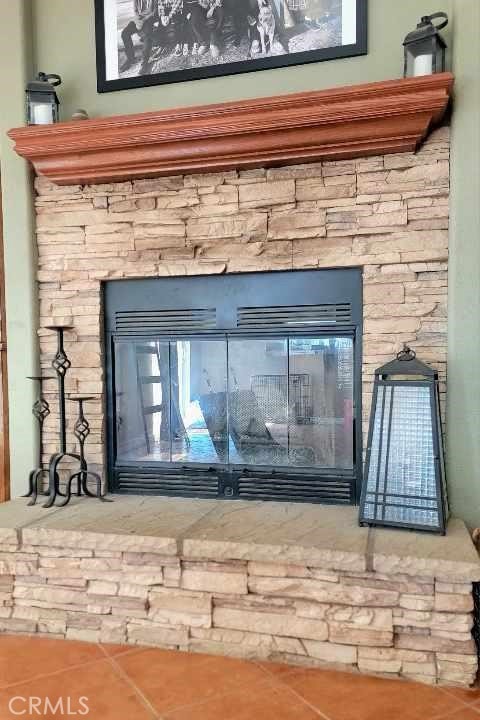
top-left (26, 325), bottom-right (109, 508)
top-left (57, 396), bottom-right (108, 507)
top-left (23, 375), bottom-right (53, 506)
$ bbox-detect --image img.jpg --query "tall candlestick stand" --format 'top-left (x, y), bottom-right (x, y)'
top-left (43, 325), bottom-right (80, 508)
top-left (23, 375), bottom-right (53, 506)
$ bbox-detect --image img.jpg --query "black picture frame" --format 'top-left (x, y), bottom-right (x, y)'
top-left (95, 0), bottom-right (368, 94)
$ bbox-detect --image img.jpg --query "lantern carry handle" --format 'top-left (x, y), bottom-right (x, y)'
top-left (421, 12), bottom-right (448, 31)
top-left (396, 344), bottom-right (416, 362)
top-left (37, 72), bottom-right (62, 87)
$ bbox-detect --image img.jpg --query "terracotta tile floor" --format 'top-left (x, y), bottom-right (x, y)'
top-left (0, 636), bottom-right (478, 719)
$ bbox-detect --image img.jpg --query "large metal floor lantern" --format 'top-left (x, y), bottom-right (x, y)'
top-left (359, 346), bottom-right (449, 534)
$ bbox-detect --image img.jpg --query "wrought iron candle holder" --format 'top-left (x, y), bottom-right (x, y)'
top-left (57, 396), bottom-right (109, 507)
top-left (26, 325), bottom-right (109, 508)
top-left (23, 375), bottom-right (53, 506)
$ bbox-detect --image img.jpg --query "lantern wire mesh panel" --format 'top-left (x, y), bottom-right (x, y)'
top-left (359, 346), bottom-right (449, 534)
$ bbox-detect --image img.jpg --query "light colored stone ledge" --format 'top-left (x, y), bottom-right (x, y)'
top-left (0, 494), bottom-right (477, 687)
top-left (1, 499), bottom-right (479, 583)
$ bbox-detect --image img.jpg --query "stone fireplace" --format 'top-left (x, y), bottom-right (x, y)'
top-left (5, 76), bottom-right (476, 687)
top-left (35, 125), bottom-right (449, 497)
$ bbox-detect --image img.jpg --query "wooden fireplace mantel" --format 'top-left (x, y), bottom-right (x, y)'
top-left (8, 73), bottom-right (453, 186)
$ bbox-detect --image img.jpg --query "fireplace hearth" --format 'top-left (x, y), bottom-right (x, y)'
top-left (105, 269), bottom-right (362, 503)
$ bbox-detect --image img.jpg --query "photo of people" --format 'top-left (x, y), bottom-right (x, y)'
top-left (96, 0), bottom-right (366, 91)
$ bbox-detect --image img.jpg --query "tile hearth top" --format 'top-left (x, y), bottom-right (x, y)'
top-left (0, 496), bottom-right (479, 582)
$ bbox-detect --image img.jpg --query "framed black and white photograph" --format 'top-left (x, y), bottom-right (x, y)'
top-left (95, 0), bottom-right (368, 93)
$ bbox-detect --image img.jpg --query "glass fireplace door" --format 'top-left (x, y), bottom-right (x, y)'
top-left (113, 335), bottom-right (354, 472)
top-left (105, 268), bottom-right (362, 503)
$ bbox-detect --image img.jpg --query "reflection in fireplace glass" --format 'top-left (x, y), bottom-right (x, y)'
top-left (173, 340), bottom-right (228, 465)
top-left (114, 336), bottom-right (353, 469)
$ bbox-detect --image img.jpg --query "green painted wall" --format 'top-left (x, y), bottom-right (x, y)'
top-left (448, 0), bottom-right (480, 529)
top-left (2, 0), bottom-right (479, 525)
top-left (33, 0), bottom-right (451, 119)
top-left (0, 1), bottom-right (38, 498)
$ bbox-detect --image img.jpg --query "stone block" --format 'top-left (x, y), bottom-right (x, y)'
top-left (182, 569), bottom-right (247, 595)
top-left (87, 580), bottom-right (118, 596)
top-left (213, 607), bottom-right (328, 641)
top-left (327, 606), bottom-right (393, 648)
top-left (66, 628), bottom-right (100, 643)
top-left (358, 648), bottom-right (402, 674)
top-left (127, 620), bottom-right (188, 647)
top-left (22, 528), bottom-right (177, 555)
top-left (14, 585), bottom-right (87, 607)
top-left (436, 582), bottom-right (472, 595)
top-left (187, 213), bottom-right (267, 241)
top-left (296, 180), bottom-right (356, 202)
top-left (133, 177), bottom-right (184, 193)
top-left (149, 588), bottom-right (211, 628)
top-left (434, 593), bottom-right (474, 613)
top-left (268, 212), bottom-right (326, 240)
top-left (239, 180), bottom-right (295, 208)
top-left (303, 640), bottom-right (357, 664)
top-left (399, 594), bottom-right (435, 611)
top-left (267, 163), bottom-right (323, 181)
top-left (395, 633), bottom-right (476, 655)
top-left (0, 617), bottom-right (37, 634)
top-left (36, 210), bottom-right (110, 229)
top-left (99, 618), bottom-right (127, 644)
top-left (248, 576), bottom-right (399, 607)
top-left (363, 283), bottom-right (405, 304)
top-left (163, 566), bottom-right (182, 587)
top-left (359, 209), bottom-right (408, 228)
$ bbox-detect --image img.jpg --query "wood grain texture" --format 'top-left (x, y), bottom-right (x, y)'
top-left (8, 74), bottom-right (453, 186)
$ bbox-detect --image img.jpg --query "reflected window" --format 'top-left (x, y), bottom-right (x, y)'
top-left (172, 340), bottom-right (228, 464)
top-left (115, 341), bottom-right (170, 462)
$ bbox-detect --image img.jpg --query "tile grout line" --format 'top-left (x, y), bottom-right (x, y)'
top-left (0, 650), bottom-right (108, 692)
top-left (438, 685), bottom-right (480, 709)
top-left (429, 691), bottom-right (480, 719)
top-left (111, 651), bottom-right (283, 719)
top-left (260, 667), bottom-right (334, 720)
top-left (252, 660), bottom-right (301, 682)
top-left (158, 675), bottom-right (290, 720)
top-left (100, 644), bottom-right (162, 719)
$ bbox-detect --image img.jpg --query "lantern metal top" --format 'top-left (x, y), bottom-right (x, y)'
top-left (403, 12), bottom-right (448, 48)
top-left (26, 72), bottom-right (62, 98)
top-left (375, 345), bottom-right (437, 378)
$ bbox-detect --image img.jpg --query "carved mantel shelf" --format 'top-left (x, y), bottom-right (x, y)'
top-left (8, 73), bottom-right (453, 186)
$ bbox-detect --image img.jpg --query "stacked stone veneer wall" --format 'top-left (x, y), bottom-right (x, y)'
top-left (0, 524), bottom-right (476, 687)
top-left (34, 126), bottom-right (450, 469)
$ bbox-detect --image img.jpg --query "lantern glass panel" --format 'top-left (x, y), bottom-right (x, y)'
top-left (28, 101), bottom-right (54, 126)
top-left (363, 383), bottom-right (440, 529)
top-left (26, 89), bottom-right (59, 126)
top-left (405, 37), bottom-right (436, 77)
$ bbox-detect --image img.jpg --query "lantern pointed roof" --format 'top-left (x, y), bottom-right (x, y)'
top-left (375, 347), bottom-right (437, 377)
